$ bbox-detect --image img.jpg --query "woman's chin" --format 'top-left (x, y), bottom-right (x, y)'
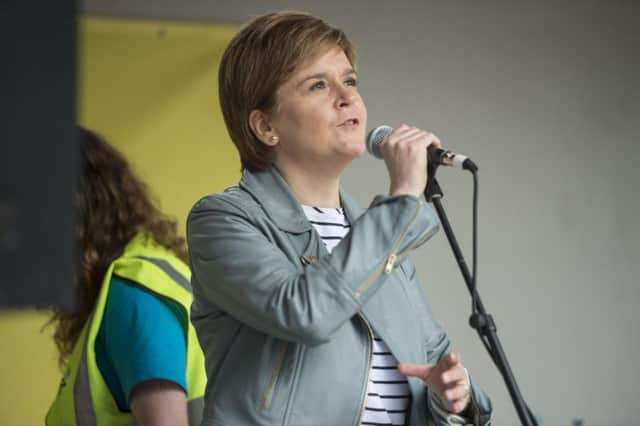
top-left (339, 140), bottom-right (366, 159)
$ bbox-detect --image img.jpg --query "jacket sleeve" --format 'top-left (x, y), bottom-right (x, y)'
top-left (400, 260), bottom-right (493, 425)
top-left (187, 192), bottom-right (438, 347)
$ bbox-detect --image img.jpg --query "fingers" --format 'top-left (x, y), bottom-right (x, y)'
top-left (442, 380), bottom-right (471, 413)
top-left (384, 123), bottom-right (441, 197)
top-left (399, 354), bottom-right (463, 384)
top-left (449, 395), bottom-right (471, 414)
top-left (397, 362), bottom-right (434, 380)
top-left (382, 127), bottom-right (426, 160)
top-left (384, 124), bottom-right (440, 152)
top-left (443, 383), bottom-right (469, 401)
top-left (438, 353), bottom-right (471, 414)
top-left (444, 351), bottom-right (460, 368)
top-left (440, 365), bottom-right (466, 385)
top-left (400, 353), bottom-right (471, 414)
top-left (426, 127), bottom-right (442, 150)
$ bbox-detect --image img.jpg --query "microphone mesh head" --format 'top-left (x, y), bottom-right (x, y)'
top-left (366, 125), bottom-right (393, 159)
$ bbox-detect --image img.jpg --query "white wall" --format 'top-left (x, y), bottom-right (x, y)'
top-left (84, 1), bottom-right (640, 424)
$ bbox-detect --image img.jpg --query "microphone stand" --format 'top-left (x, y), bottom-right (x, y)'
top-left (425, 165), bottom-right (537, 426)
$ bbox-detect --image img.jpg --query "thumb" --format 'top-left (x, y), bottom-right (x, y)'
top-left (398, 362), bottom-right (435, 380)
top-left (445, 351), bottom-right (461, 367)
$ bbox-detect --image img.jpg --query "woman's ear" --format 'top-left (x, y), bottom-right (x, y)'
top-left (249, 110), bottom-right (280, 146)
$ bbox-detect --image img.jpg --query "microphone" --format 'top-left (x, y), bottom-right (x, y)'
top-left (366, 125), bottom-right (477, 172)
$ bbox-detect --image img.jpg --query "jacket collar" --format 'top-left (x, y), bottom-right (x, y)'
top-left (239, 167), bottom-right (364, 234)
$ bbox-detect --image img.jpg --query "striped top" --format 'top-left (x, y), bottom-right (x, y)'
top-left (302, 206), bottom-right (411, 426)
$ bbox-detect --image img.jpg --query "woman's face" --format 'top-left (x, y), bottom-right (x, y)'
top-left (268, 48), bottom-right (367, 173)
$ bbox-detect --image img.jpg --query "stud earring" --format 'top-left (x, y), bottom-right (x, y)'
top-left (269, 135), bottom-right (279, 144)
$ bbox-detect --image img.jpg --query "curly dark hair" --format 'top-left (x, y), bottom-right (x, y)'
top-left (48, 127), bottom-right (188, 368)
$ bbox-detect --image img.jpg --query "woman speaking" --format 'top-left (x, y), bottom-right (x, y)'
top-left (187, 11), bottom-right (492, 426)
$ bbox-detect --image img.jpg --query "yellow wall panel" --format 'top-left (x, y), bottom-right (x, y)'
top-left (0, 17), bottom-right (238, 425)
top-left (79, 17), bottom-right (240, 233)
top-left (0, 311), bottom-right (60, 425)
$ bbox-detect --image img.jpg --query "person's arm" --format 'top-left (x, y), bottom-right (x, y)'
top-left (130, 379), bottom-right (188, 426)
top-left (100, 278), bottom-right (191, 424)
top-left (397, 260), bottom-right (493, 425)
top-left (187, 191), bottom-right (438, 347)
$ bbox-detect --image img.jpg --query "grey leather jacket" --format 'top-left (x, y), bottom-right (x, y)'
top-left (187, 167), bottom-right (492, 426)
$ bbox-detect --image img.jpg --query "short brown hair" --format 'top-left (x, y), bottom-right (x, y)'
top-left (218, 10), bottom-right (357, 171)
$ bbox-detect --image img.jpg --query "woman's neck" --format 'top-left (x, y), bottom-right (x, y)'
top-left (275, 161), bottom-right (343, 208)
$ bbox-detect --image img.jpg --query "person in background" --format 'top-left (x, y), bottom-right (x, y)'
top-left (187, 10), bottom-right (492, 426)
top-left (47, 127), bottom-right (206, 426)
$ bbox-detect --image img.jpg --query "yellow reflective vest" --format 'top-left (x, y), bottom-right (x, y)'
top-left (47, 233), bottom-right (206, 426)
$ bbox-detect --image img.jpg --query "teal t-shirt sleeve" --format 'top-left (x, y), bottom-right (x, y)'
top-left (95, 276), bottom-right (188, 411)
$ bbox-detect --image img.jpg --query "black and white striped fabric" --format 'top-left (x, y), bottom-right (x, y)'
top-left (302, 205), bottom-right (351, 253)
top-left (302, 206), bottom-right (411, 426)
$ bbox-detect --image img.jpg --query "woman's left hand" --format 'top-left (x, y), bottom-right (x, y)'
top-left (398, 352), bottom-right (471, 414)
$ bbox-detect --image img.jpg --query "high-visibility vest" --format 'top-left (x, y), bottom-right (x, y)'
top-left (47, 233), bottom-right (206, 426)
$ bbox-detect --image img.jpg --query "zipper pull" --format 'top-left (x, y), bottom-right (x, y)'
top-left (384, 253), bottom-right (397, 274)
top-left (300, 255), bottom-right (318, 265)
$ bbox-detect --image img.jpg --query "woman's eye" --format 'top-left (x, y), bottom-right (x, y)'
top-left (345, 77), bottom-right (358, 86)
top-left (310, 81), bottom-right (326, 90)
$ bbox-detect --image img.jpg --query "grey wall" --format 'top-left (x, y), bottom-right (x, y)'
top-left (84, 1), bottom-right (640, 424)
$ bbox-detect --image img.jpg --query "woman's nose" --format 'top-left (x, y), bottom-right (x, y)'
top-left (335, 87), bottom-right (356, 108)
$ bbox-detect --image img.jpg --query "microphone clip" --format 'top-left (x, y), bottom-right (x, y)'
top-left (424, 161), bottom-right (443, 202)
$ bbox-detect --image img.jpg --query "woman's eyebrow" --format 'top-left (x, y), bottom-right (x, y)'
top-left (296, 68), bottom-right (357, 89)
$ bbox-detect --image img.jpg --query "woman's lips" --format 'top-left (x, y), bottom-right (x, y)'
top-left (338, 118), bottom-right (359, 127)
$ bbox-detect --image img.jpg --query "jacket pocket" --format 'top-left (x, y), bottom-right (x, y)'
top-left (261, 341), bottom-right (289, 411)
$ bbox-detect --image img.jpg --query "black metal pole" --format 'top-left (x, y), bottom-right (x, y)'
top-left (425, 172), bottom-right (536, 426)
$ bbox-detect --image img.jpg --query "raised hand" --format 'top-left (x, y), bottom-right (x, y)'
top-left (398, 352), bottom-right (471, 414)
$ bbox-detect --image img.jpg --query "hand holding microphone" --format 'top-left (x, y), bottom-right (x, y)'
top-left (366, 124), bottom-right (442, 197)
top-left (367, 125), bottom-right (478, 197)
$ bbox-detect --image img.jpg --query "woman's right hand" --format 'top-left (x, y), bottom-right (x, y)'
top-left (380, 124), bottom-right (442, 197)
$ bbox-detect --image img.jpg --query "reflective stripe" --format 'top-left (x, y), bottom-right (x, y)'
top-left (74, 320), bottom-right (97, 426)
top-left (133, 255), bottom-right (191, 291)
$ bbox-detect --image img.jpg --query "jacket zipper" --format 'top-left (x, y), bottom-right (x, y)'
top-left (393, 216), bottom-right (439, 266)
top-left (262, 342), bottom-right (288, 411)
top-left (356, 313), bottom-right (374, 425)
top-left (354, 200), bottom-right (426, 298)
